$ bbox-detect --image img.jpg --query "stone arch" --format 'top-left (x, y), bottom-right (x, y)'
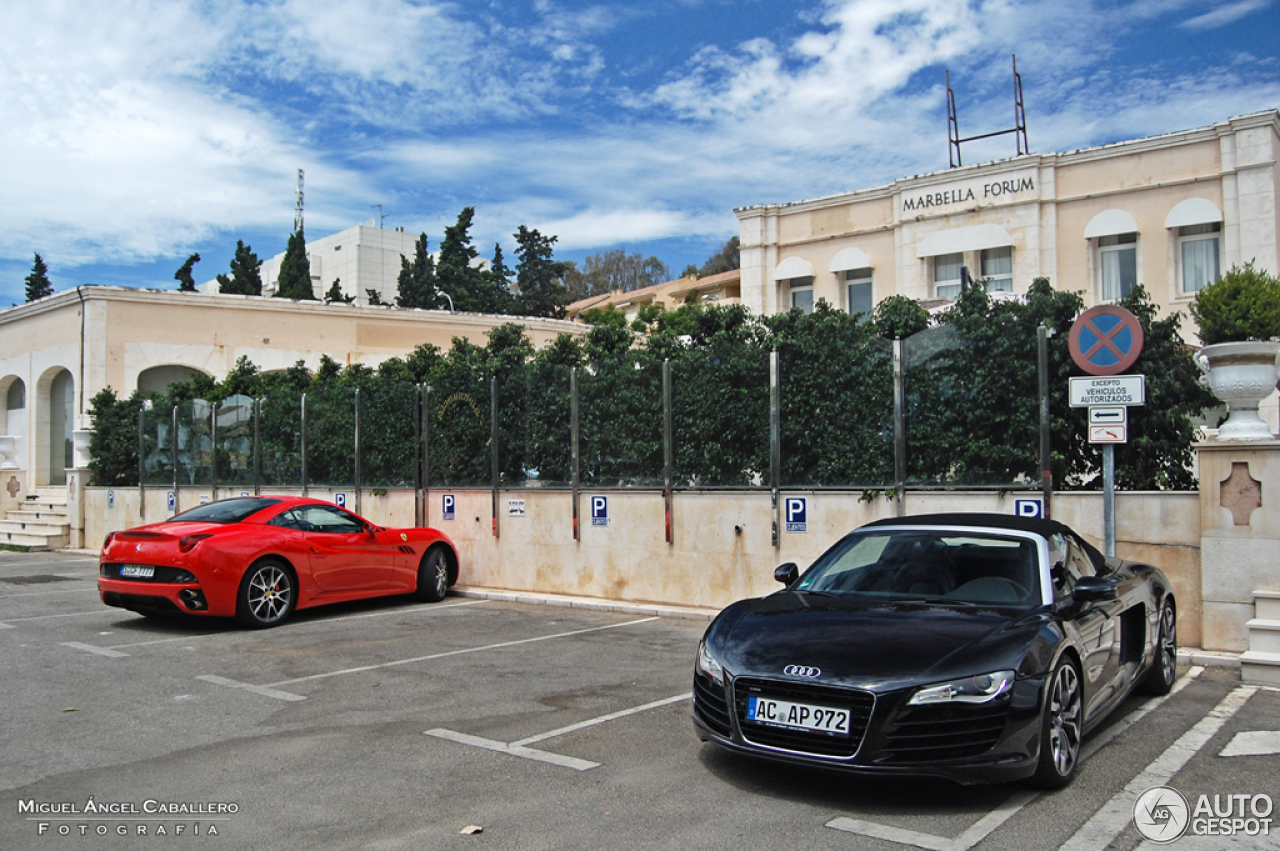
top-left (137, 364), bottom-right (211, 397)
top-left (35, 366), bottom-right (75, 486)
top-left (1, 375), bottom-right (26, 470)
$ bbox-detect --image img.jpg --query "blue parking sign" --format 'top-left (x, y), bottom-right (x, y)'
top-left (334, 492), bottom-right (347, 508)
top-left (591, 495), bottom-right (609, 527)
top-left (442, 494), bottom-right (455, 521)
top-left (1014, 498), bottom-right (1043, 518)
top-left (785, 497), bottom-right (807, 533)
top-left (167, 491), bottom-right (176, 513)
top-left (107, 490), bottom-right (115, 510)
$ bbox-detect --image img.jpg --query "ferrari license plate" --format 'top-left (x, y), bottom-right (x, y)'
top-left (120, 565), bottom-right (155, 578)
top-left (746, 696), bottom-right (849, 736)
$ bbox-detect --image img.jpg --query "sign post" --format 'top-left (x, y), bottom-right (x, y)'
top-left (1068, 305), bottom-right (1146, 557)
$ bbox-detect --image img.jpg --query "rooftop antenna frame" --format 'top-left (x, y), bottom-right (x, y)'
top-left (294, 169), bottom-right (305, 234)
top-left (371, 204), bottom-right (390, 229)
top-left (947, 55), bottom-right (1028, 169)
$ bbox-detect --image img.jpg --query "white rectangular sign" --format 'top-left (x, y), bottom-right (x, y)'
top-left (1089, 425), bottom-right (1127, 444)
top-left (1089, 406), bottom-right (1127, 425)
top-left (1070, 375), bottom-right (1145, 408)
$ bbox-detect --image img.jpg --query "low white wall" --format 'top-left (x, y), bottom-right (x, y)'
top-left (83, 486), bottom-right (1203, 642)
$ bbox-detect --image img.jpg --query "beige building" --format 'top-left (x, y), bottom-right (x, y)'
top-left (0, 287), bottom-right (583, 488)
top-left (566, 268), bottom-right (742, 324)
top-left (738, 110), bottom-right (1280, 331)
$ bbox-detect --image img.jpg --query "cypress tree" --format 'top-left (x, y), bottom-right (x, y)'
top-left (174, 253), bottom-right (201, 291)
top-left (275, 229), bottom-right (315, 299)
top-left (25, 253), bottom-right (54, 302)
top-left (221, 241), bottom-right (263, 295)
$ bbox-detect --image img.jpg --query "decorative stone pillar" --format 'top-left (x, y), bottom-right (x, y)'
top-left (1197, 440), bottom-right (1280, 654)
top-left (66, 429), bottom-right (93, 549)
top-left (0, 435), bottom-right (18, 470)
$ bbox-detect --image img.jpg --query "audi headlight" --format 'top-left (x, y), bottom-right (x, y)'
top-left (907, 670), bottom-right (1016, 706)
top-left (696, 640), bottom-right (725, 685)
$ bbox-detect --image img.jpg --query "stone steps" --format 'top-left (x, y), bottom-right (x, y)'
top-left (2, 489), bottom-right (71, 552)
top-left (1242, 592), bottom-right (1280, 686)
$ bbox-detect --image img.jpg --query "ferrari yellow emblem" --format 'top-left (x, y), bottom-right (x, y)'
top-left (401, 533), bottom-right (408, 541)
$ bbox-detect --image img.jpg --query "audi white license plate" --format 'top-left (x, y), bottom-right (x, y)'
top-left (120, 565), bottom-right (155, 578)
top-left (746, 696), bottom-right (850, 736)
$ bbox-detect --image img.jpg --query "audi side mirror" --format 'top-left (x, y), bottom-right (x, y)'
top-left (774, 562), bottom-right (799, 585)
top-left (1072, 575), bottom-right (1116, 603)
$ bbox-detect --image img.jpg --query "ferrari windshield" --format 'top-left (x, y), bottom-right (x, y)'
top-left (169, 498), bottom-right (282, 524)
top-left (796, 529), bottom-right (1041, 606)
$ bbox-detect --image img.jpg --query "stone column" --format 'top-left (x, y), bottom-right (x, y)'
top-left (1197, 440), bottom-right (1280, 651)
top-left (65, 429), bottom-right (93, 549)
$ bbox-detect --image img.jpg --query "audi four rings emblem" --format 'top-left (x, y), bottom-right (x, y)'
top-left (784, 665), bottom-right (820, 678)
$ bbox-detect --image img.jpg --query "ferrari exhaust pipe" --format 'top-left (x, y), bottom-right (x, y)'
top-left (179, 589), bottom-right (207, 611)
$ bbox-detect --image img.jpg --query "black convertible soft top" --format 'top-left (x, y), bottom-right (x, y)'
top-left (862, 512), bottom-right (1109, 567)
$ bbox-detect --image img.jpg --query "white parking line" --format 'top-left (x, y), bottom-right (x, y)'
top-left (196, 674), bottom-right (307, 702)
top-left (1059, 684), bottom-right (1257, 851)
top-left (61, 641), bottom-right (129, 658)
top-left (0, 610), bottom-right (114, 623)
top-left (512, 693), bottom-right (691, 747)
top-left (1220, 730), bottom-right (1280, 757)
top-left (427, 690), bottom-right (690, 771)
top-left (425, 730), bottom-right (600, 771)
top-left (103, 599), bottom-right (489, 649)
top-left (825, 667), bottom-right (1204, 851)
top-left (0, 587), bottom-right (97, 598)
top-left (264, 616), bottom-right (660, 687)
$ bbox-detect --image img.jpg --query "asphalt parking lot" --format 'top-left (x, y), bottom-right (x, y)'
top-left (2, 550), bottom-right (1277, 851)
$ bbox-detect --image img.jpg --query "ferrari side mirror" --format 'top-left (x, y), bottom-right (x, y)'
top-left (774, 562), bottom-right (799, 585)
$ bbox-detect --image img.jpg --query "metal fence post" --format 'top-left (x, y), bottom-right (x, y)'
top-left (210, 402), bottom-right (218, 498)
top-left (490, 377), bottom-right (500, 538)
top-left (893, 337), bottom-right (906, 516)
top-left (137, 407), bottom-right (144, 517)
top-left (422, 384), bottom-right (430, 527)
top-left (171, 405), bottom-right (178, 513)
top-left (663, 359), bottom-right (673, 544)
top-left (770, 350), bottom-right (780, 548)
top-left (1038, 325), bottom-right (1052, 519)
top-left (414, 384), bottom-right (423, 527)
top-left (300, 393), bottom-right (308, 497)
top-left (571, 368), bottom-right (580, 542)
top-left (354, 388), bottom-right (361, 516)
top-left (253, 398), bottom-right (262, 496)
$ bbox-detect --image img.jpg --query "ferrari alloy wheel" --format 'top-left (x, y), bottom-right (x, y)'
top-left (415, 547), bottom-right (449, 603)
top-left (237, 561), bottom-right (295, 628)
top-left (1033, 658), bottom-right (1082, 788)
top-left (1141, 601), bottom-right (1177, 696)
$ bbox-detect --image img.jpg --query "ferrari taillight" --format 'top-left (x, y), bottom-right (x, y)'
top-left (102, 532), bottom-right (115, 551)
top-left (178, 533), bottom-right (213, 553)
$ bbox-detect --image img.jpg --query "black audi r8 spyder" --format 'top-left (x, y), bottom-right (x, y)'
top-left (693, 513), bottom-right (1178, 787)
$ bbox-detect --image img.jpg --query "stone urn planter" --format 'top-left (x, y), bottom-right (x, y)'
top-left (0, 435), bottom-right (17, 470)
top-left (1195, 341), bottom-right (1280, 441)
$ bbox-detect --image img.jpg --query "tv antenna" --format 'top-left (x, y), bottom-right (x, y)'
top-left (294, 169), bottom-right (305, 233)
top-left (946, 55), bottom-right (1029, 168)
top-left (371, 204), bottom-right (390, 229)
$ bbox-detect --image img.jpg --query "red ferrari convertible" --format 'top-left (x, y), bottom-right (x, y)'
top-left (98, 496), bottom-right (460, 628)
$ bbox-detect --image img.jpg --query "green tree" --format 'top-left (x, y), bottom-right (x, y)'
top-left (488, 243), bottom-right (514, 311)
top-left (274, 229), bottom-right (314, 300)
top-left (174, 253), bottom-right (201, 292)
top-left (366, 289), bottom-right (384, 306)
top-left (220, 241), bottom-right (263, 295)
top-left (698, 236), bottom-right (740, 276)
top-left (872, 294), bottom-right (931, 339)
top-left (1189, 261), bottom-right (1280, 344)
top-left (395, 233), bottom-right (441, 309)
top-left (25, 253), bottom-right (53, 302)
top-left (87, 387), bottom-right (142, 486)
top-left (563, 249), bottom-right (669, 300)
top-left (324, 278), bottom-right (354, 304)
top-left (438, 207), bottom-right (511, 313)
top-left (514, 226), bottom-right (570, 318)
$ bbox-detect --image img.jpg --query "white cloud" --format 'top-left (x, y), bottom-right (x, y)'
top-left (1180, 0), bottom-right (1271, 30)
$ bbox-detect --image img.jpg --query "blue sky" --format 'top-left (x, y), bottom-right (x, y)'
top-left (2, 0), bottom-right (1278, 306)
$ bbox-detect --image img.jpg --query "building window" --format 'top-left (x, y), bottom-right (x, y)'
top-left (1098, 233), bottom-right (1137, 301)
top-left (1179, 223), bottom-right (1220, 294)
top-left (980, 247), bottom-right (1012, 292)
top-left (789, 277), bottom-right (814, 314)
top-left (934, 253), bottom-right (963, 299)
top-left (845, 268), bottom-right (873, 320)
